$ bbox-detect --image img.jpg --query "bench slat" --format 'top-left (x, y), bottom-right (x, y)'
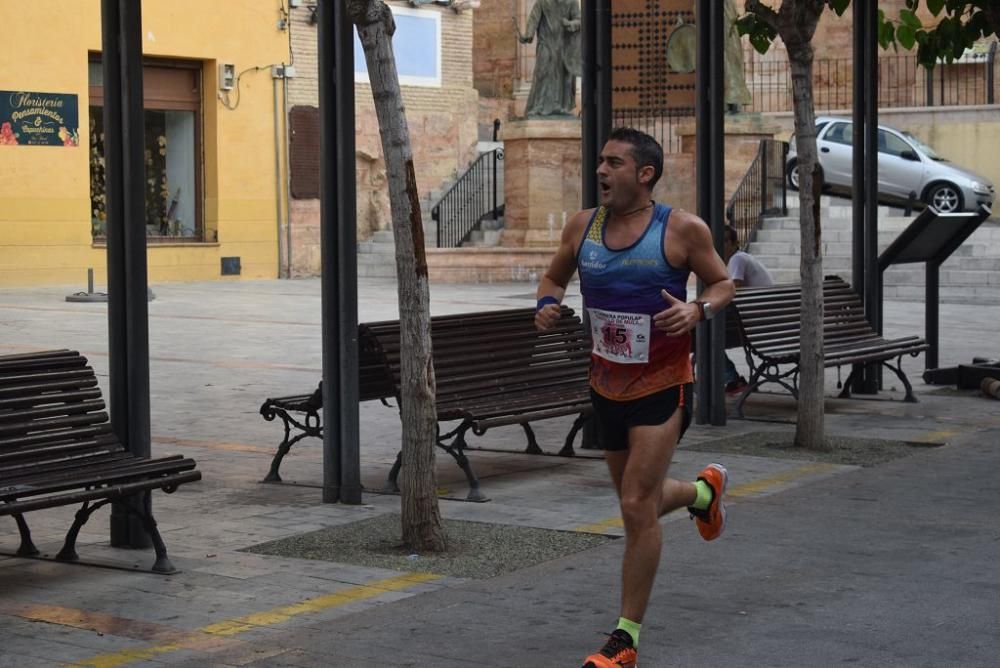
top-left (0, 470), bottom-right (202, 517)
top-left (2, 455), bottom-right (197, 499)
top-left (730, 277), bottom-right (926, 410)
top-left (0, 435), bottom-right (121, 465)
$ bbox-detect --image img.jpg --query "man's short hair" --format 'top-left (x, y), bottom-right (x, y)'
top-left (608, 127), bottom-right (664, 189)
top-left (724, 225), bottom-right (739, 245)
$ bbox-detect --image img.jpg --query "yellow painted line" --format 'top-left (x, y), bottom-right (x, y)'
top-left (152, 436), bottom-right (275, 455)
top-left (920, 429), bottom-right (958, 444)
top-left (573, 516), bottom-right (624, 534)
top-left (2, 603), bottom-right (192, 643)
top-left (65, 572), bottom-right (441, 668)
top-left (726, 462), bottom-right (838, 498)
top-left (571, 462), bottom-right (840, 534)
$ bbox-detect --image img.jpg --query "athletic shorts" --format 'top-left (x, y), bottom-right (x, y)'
top-left (589, 383), bottom-right (693, 451)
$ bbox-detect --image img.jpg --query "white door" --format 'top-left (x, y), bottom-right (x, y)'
top-left (816, 121), bottom-right (854, 188)
top-left (877, 129), bottom-right (926, 200)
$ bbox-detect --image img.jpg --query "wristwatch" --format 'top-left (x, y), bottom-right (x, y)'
top-left (697, 300), bottom-right (713, 321)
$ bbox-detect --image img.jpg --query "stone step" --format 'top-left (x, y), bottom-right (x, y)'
top-left (782, 206), bottom-right (862, 221)
top-left (751, 241), bottom-right (856, 256)
top-left (883, 284), bottom-right (1000, 304)
top-left (752, 233), bottom-right (995, 255)
top-left (751, 254), bottom-right (852, 270)
top-left (356, 253), bottom-right (398, 279)
top-left (757, 235), bottom-right (1000, 257)
top-left (783, 193), bottom-right (854, 209)
top-left (764, 270), bottom-right (1000, 302)
top-left (756, 260), bottom-right (1000, 279)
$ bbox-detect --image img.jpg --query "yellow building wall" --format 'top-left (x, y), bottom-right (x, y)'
top-left (0, 0), bottom-right (289, 286)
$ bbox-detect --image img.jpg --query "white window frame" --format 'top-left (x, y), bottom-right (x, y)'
top-left (354, 5), bottom-right (442, 88)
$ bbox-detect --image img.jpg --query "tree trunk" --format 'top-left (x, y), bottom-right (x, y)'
top-left (346, 0), bottom-right (446, 551)
top-left (786, 42), bottom-right (828, 451)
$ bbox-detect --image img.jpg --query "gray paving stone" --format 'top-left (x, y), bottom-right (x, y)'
top-left (1, 278), bottom-right (998, 666)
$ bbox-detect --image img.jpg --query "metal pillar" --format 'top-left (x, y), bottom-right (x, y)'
top-left (318, 0), bottom-right (361, 504)
top-left (925, 262), bottom-right (940, 370)
top-left (851, 2), bottom-right (880, 394)
top-left (579, 0), bottom-right (612, 449)
top-left (595, 0), bottom-right (612, 149)
top-left (582, 0), bottom-right (613, 205)
top-left (851, 0), bottom-right (865, 298)
top-left (581, 0), bottom-right (598, 207)
top-left (862, 0), bottom-right (880, 391)
top-left (695, 0), bottom-right (726, 425)
top-left (102, 0), bottom-right (153, 549)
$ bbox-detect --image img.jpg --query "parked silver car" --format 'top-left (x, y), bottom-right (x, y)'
top-left (786, 116), bottom-right (995, 213)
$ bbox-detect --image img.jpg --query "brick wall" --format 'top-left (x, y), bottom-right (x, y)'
top-left (286, 1), bottom-right (479, 276)
top-left (473, 0), bottom-right (518, 98)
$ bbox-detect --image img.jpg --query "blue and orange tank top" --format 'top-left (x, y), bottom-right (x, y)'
top-left (578, 203), bottom-right (693, 401)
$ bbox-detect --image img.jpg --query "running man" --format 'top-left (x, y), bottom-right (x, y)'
top-left (535, 128), bottom-right (735, 668)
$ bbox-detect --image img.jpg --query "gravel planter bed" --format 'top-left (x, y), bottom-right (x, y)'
top-left (682, 430), bottom-right (943, 467)
top-left (243, 513), bottom-right (616, 579)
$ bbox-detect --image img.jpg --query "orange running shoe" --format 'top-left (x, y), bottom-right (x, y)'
top-left (690, 463), bottom-right (728, 541)
top-left (582, 629), bottom-right (637, 668)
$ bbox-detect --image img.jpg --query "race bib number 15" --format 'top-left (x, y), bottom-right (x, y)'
top-left (588, 308), bottom-right (651, 364)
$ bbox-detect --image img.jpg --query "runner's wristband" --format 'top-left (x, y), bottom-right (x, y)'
top-left (536, 296), bottom-right (560, 313)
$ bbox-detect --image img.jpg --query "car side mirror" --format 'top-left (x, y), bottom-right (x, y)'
top-left (899, 149), bottom-right (919, 161)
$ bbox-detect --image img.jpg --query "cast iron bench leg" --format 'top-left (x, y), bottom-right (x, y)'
top-left (838, 366), bottom-right (858, 399)
top-left (521, 423), bottom-right (542, 455)
top-left (128, 493), bottom-right (176, 574)
top-left (383, 451), bottom-right (402, 494)
top-left (883, 357), bottom-right (918, 403)
top-left (13, 513), bottom-right (39, 557)
top-left (734, 366), bottom-right (768, 419)
top-left (264, 410), bottom-right (294, 482)
top-left (56, 498), bottom-right (112, 564)
top-left (55, 494), bottom-right (176, 574)
top-left (558, 413), bottom-right (589, 457)
top-left (384, 425), bottom-right (489, 502)
top-left (264, 431), bottom-right (313, 483)
top-left (439, 421), bottom-right (488, 502)
top-left (263, 409), bottom-right (322, 483)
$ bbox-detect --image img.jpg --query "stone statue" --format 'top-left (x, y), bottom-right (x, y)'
top-left (723, 0), bottom-right (752, 111)
top-left (515, 0), bottom-right (582, 117)
top-left (665, 0), bottom-right (752, 113)
top-left (408, 0), bottom-right (478, 12)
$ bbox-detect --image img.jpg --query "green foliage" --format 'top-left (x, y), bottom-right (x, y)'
top-left (885, 2), bottom-right (1000, 68)
top-left (829, 0), bottom-right (850, 17)
top-left (736, 13), bottom-right (778, 55)
top-left (738, 1), bottom-right (999, 68)
top-left (737, 1), bottom-right (851, 55)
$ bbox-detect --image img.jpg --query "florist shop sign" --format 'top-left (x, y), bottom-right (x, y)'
top-left (0, 90), bottom-right (79, 147)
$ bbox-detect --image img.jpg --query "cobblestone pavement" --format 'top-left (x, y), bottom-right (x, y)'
top-left (0, 278), bottom-right (997, 667)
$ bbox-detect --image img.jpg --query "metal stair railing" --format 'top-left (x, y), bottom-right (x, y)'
top-left (726, 139), bottom-right (788, 250)
top-left (431, 146), bottom-right (504, 248)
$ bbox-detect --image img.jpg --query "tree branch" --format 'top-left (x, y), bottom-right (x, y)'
top-left (744, 0), bottom-right (780, 29)
top-left (345, 0), bottom-right (395, 36)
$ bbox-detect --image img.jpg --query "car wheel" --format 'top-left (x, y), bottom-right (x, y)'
top-left (786, 159), bottom-right (799, 191)
top-left (786, 160), bottom-right (825, 193)
top-left (925, 182), bottom-right (964, 213)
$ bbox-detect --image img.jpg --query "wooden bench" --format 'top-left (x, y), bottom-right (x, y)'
top-left (259, 337), bottom-right (395, 483)
top-left (730, 277), bottom-right (929, 417)
top-left (0, 350), bottom-right (201, 573)
top-left (259, 307), bottom-right (593, 501)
